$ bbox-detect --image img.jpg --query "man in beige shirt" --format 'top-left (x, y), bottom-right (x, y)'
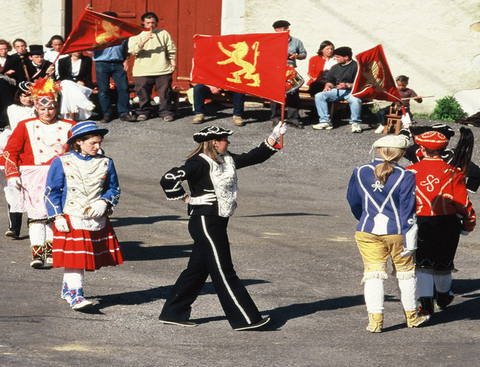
top-left (128, 12), bottom-right (177, 121)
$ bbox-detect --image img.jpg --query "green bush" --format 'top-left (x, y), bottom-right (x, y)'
top-left (431, 96), bottom-right (467, 121)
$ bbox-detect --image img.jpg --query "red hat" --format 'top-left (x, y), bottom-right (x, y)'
top-left (415, 131), bottom-right (449, 150)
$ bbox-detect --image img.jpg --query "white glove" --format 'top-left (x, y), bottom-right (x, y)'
top-left (400, 250), bottom-right (414, 257)
top-left (460, 230), bottom-right (470, 236)
top-left (187, 193), bottom-right (217, 206)
top-left (55, 216), bottom-right (70, 233)
top-left (88, 200), bottom-right (108, 218)
top-left (7, 177), bottom-right (22, 189)
top-left (269, 122), bottom-right (287, 143)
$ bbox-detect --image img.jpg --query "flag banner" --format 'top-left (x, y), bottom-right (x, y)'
top-left (352, 44), bottom-right (401, 102)
top-left (60, 9), bottom-right (147, 55)
top-left (191, 32), bottom-right (289, 104)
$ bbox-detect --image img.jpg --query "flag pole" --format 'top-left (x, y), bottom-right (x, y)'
top-left (280, 103), bottom-right (285, 147)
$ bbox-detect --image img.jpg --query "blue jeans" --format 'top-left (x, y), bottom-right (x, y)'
top-left (314, 88), bottom-right (362, 123)
top-left (193, 84), bottom-right (244, 116)
top-left (95, 62), bottom-right (130, 117)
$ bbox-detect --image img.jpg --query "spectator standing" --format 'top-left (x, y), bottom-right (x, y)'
top-left (93, 11), bottom-right (137, 123)
top-left (9, 39), bottom-right (29, 83)
top-left (128, 12), bottom-right (177, 122)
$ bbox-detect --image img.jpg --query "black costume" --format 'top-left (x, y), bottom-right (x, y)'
top-left (159, 138), bottom-right (279, 329)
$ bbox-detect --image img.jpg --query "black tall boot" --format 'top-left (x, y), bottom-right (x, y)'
top-left (419, 297), bottom-right (435, 315)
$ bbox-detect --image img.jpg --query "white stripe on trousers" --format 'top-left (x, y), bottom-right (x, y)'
top-left (201, 216), bottom-right (251, 324)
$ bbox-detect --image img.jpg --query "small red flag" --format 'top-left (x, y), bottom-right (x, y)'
top-left (59, 9), bottom-right (147, 55)
top-left (191, 33), bottom-right (289, 104)
top-left (352, 45), bottom-right (401, 102)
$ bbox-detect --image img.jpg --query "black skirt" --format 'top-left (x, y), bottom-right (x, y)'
top-left (416, 214), bottom-right (462, 272)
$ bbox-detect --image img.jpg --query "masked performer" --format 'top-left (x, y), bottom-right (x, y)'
top-left (45, 121), bottom-right (122, 311)
top-left (407, 130), bottom-right (476, 316)
top-left (158, 123), bottom-right (286, 330)
top-left (347, 135), bottom-right (430, 332)
top-left (2, 77), bottom-right (74, 268)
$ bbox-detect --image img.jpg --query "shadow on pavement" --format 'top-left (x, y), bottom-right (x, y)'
top-left (239, 212), bottom-right (329, 218)
top-left (110, 215), bottom-right (184, 228)
top-left (120, 241), bottom-right (193, 262)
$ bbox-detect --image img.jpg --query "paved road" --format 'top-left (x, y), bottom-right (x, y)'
top-left (1, 105), bottom-right (480, 367)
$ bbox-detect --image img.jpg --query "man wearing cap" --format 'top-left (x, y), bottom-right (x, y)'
top-left (312, 46), bottom-right (363, 133)
top-left (407, 131), bottom-right (476, 316)
top-left (3, 77), bottom-right (75, 268)
top-left (128, 12), bottom-right (177, 122)
top-left (25, 45), bottom-right (55, 82)
top-left (271, 20), bottom-right (307, 129)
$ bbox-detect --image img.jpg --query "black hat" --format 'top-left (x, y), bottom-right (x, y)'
top-left (430, 123), bottom-right (455, 139)
top-left (28, 45), bottom-right (44, 56)
top-left (272, 20), bottom-right (290, 29)
top-left (333, 46), bottom-right (352, 58)
top-left (193, 126), bottom-right (233, 143)
top-left (18, 81), bottom-right (32, 94)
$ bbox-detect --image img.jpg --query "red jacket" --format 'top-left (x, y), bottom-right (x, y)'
top-left (407, 157), bottom-right (476, 231)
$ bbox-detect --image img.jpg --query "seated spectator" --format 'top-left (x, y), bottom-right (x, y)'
top-left (375, 75), bottom-right (423, 133)
top-left (7, 81), bottom-right (35, 130)
top-left (9, 39), bottom-right (29, 83)
top-left (307, 40), bottom-right (337, 97)
top-left (57, 52), bottom-right (95, 121)
top-left (192, 84), bottom-right (245, 126)
top-left (26, 45), bottom-right (55, 81)
top-left (312, 46), bottom-right (362, 133)
top-left (0, 39), bottom-right (15, 75)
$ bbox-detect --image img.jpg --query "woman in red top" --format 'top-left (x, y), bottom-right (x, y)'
top-left (307, 40), bottom-right (336, 97)
top-left (407, 129), bottom-right (476, 316)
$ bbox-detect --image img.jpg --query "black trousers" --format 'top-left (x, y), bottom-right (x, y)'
top-left (160, 215), bottom-right (262, 329)
top-left (270, 89), bottom-right (301, 124)
top-left (7, 204), bottom-right (22, 236)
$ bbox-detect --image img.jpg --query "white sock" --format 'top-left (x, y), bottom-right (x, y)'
top-left (29, 222), bottom-right (46, 247)
top-left (364, 278), bottom-right (384, 313)
top-left (397, 276), bottom-right (417, 311)
top-left (434, 273), bottom-right (452, 293)
top-left (45, 222), bottom-right (53, 242)
top-left (416, 269), bottom-right (434, 297)
top-left (63, 268), bottom-right (85, 289)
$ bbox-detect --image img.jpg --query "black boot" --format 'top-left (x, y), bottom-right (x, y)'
top-left (419, 297), bottom-right (435, 315)
top-left (436, 291), bottom-right (454, 309)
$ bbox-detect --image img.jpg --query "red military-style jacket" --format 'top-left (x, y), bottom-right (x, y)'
top-left (407, 157), bottom-right (476, 232)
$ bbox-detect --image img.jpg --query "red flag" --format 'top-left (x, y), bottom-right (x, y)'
top-left (191, 33), bottom-right (289, 104)
top-left (352, 45), bottom-right (401, 102)
top-left (59, 9), bottom-right (147, 55)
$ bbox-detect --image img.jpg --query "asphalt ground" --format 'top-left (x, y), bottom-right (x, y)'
top-left (1, 102), bottom-right (480, 367)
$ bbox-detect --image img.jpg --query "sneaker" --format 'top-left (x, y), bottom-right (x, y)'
top-left (233, 316), bottom-right (271, 331)
top-left (5, 230), bottom-right (19, 239)
top-left (100, 115), bottom-right (113, 124)
top-left (120, 114), bottom-right (138, 122)
top-left (312, 122), bottom-right (332, 130)
top-left (159, 318), bottom-right (197, 328)
top-left (405, 310), bottom-right (430, 328)
top-left (374, 125), bottom-right (385, 134)
top-left (137, 114), bottom-right (149, 121)
top-left (69, 288), bottom-right (93, 311)
top-left (163, 115), bottom-right (175, 122)
top-left (192, 114), bottom-right (205, 124)
top-left (351, 122), bottom-right (362, 133)
top-left (233, 115), bottom-right (245, 126)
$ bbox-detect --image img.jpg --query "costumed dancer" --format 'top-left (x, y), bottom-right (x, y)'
top-left (1, 81), bottom-right (35, 239)
top-left (158, 123), bottom-right (286, 330)
top-left (44, 121), bottom-right (122, 311)
top-left (347, 135), bottom-right (430, 332)
top-left (2, 77), bottom-right (75, 268)
top-left (407, 130), bottom-right (476, 315)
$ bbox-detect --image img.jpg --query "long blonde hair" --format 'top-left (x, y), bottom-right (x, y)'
top-left (188, 140), bottom-right (222, 163)
top-left (374, 147), bottom-right (405, 185)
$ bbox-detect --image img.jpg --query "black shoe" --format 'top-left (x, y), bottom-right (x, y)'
top-left (419, 297), bottom-right (435, 315)
top-left (159, 318), bottom-right (197, 328)
top-left (436, 291), bottom-right (454, 309)
top-left (100, 115), bottom-right (113, 123)
top-left (289, 122), bottom-right (304, 130)
top-left (233, 316), bottom-right (271, 331)
top-left (120, 114), bottom-right (138, 122)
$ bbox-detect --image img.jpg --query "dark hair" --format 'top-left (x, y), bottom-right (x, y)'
top-left (45, 35), bottom-right (64, 48)
top-left (13, 89), bottom-right (29, 106)
top-left (451, 127), bottom-right (474, 172)
top-left (141, 12), bottom-right (159, 22)
top-left (0, 39), bottom-right (12, 52)
top-left (317, 40), bottom-right (334, 56)
top-left (396, 75), bottom-right (409, 84)
top-left (13, 38), bottom-right (27, 47)
top-left (103, 11), bottom-right (118, 17)
top-left (72, 133), bottom-right (105, 152)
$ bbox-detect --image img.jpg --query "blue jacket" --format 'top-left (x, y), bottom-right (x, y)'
top-left (347, 159), bottom-right (417, 250)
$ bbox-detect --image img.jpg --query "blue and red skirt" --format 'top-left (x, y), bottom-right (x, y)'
top-left (52, 215), bottom-right (123, 271)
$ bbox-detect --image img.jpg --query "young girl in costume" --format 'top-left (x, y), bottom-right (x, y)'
top-left (347, 135), bottom-right (429, 332)
top-left (158, 123), bottom-right (286, 330)
top-left (45, 121), bottom-right (122, 311)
